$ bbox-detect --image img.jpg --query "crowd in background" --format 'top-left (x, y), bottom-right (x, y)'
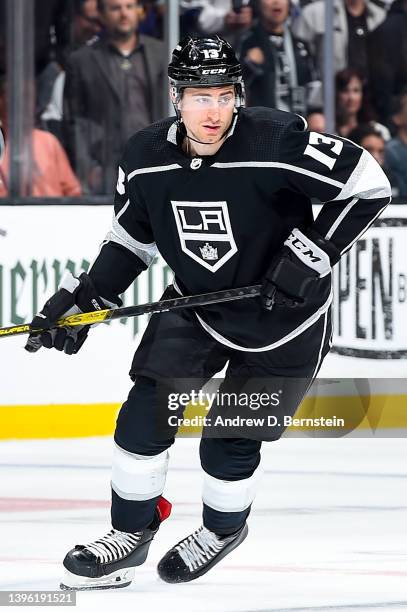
top-left (0, 0), bottom-right (406, 198)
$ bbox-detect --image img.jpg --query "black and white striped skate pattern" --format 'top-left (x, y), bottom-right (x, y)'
top-left (158, 524), bottom-right (248, 583)
top-left (60, 528), bottom-right (151, 590)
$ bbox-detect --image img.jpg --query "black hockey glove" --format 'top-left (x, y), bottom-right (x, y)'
top-left (261, 228), bottom-right (341, 311)
top-left (24, 272), bottom-right (120, 355)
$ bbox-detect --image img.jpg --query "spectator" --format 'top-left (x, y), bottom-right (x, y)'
top-left (40, 1), bottom-right (104, 144)
top-left (138, 1), bottom-right (165, 38)
top-left (292, 0), bottom-right (386, 76)
top-left (0, 126), bottom-right (3, 159)
top-left (34, 0), bottom-right (73, 74)
top-left (39, 66), bottom-right (66, 143)
top-left (0, 79), bottom-right (81, 198)
top-left (63, 0), bottom-right (165, 194)
top-left (349, 123), bottom-right (400, 196)
top-left (180, 1), bottom-right (253, 44)
top-left (223, 0), bottom-right (254, 43)
top-left (335, 68), bottom-right (389, 138)
top-left (367, 0), bottom-right (407, 125)
top-left (240, 0), bottom-right (320, 114)
top-left (306, 108), bottom-right (326, 132)
top-left (385, 90), bottom-right (407, 197)
top-left (0, 1), bottom-right (73, 123)
top-left (179, 1), bottom-right (204, 37)
top-left (0, 3), bottom-right (5, 77)
top-left (71, 0), bottom-right (103, 49)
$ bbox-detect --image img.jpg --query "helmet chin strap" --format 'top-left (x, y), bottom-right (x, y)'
top-left (183, 128), bottom-right (227, 147)
top-left (176, 113), bottom-right (236, 149)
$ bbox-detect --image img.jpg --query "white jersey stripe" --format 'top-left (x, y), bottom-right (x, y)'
top-left (105, 199), bottom-right (158, 266)
top-left (128, 164), bottom-right (182, 180)
top-left (212, 161), bottom-right (345, 189)
top-left (339, 202), bottom-right (390, 256)
top-left (334, 149), bottom-right (391, 201)
top-left (310, 309), bottom-right (328, 380)
top-left (194, 287), bottom-right (333, 352)
top-left (325, 197), bottom-right (359, 240)
top-left (173, 278), bottom-right (333, 352)
top-left (127, 161), bottom-right (345, 189)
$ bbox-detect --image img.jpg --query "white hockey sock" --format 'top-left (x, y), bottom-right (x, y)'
top-left (202, 466), bottom-right (263, 513)
top-left (111, 443), bottom-right (169, 501)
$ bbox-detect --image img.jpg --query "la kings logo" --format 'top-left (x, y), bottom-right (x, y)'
top-left (171, 201), bottom-right (237, 272)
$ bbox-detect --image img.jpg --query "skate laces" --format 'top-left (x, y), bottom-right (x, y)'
top-left (175, 526), bottom-right (225, 572)
top-left (83, 529), bottom-right (142, 564)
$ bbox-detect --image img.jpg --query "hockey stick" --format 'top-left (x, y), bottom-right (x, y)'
top-left (0, 284), bottom-right (262, 339)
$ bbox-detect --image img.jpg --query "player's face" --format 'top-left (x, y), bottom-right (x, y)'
top-left (338, 77), bottom-right (363, 116)
top-left (100, 0), bottom-right (138, 36)
top-left (179, 86), bottom-right (236, 144)
top-left (360, 135), bottom-right (385, 166)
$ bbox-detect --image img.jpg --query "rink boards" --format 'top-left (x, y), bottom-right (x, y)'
top-left (0, 205), bottom-right (406, 439)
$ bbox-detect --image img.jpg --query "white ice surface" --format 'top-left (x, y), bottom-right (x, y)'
top-left (0, 437), bottom-right (406, 612)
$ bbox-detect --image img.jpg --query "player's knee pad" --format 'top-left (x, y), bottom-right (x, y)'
top-left (111, 442), bottom-right (169, 501)
top-left (202, 467), bottom-right (263, 514)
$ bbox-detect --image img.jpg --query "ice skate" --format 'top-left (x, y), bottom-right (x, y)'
top-left (60, 496), bottom-right (171, 590)
top-left (157, 523), bottom-right (248, 583)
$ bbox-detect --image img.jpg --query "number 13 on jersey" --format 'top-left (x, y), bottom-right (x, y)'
top-left (304, 132), bottom-right (344, 170)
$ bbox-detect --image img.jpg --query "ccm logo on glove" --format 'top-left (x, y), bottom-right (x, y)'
top-left (261, 228), bottom-right (339, 311)
top-left (284, 229), bottom-right (331, 277)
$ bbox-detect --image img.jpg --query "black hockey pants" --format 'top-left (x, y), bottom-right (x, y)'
top-left (111, 300), bottom-right (331, 535)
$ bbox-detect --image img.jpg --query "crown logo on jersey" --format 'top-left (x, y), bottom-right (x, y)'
top-left (199, 242), bottom-right (218, 260)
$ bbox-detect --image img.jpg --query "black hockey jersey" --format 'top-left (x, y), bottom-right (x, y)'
top-left (90, 107), bottom-right (391, 351)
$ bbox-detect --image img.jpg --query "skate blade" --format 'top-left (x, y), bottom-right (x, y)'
top-left (60, 567), bottom-right (135, 591)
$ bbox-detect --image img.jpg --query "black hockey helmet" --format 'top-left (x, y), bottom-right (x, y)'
top-left (168, 36), bottom-right (245, 110)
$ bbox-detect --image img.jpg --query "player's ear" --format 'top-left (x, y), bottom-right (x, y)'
top-left (169, 86), bottom-right (182, 111)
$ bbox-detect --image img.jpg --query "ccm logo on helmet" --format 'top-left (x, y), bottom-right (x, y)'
top-left (202, 68), bottom-right (227, 74)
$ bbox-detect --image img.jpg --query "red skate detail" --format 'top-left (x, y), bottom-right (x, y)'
top-left (156, 496), bottom-right (172, 522)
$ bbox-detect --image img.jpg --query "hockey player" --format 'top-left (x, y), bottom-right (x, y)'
top-left (25, 36), bottom-right (391, 589)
